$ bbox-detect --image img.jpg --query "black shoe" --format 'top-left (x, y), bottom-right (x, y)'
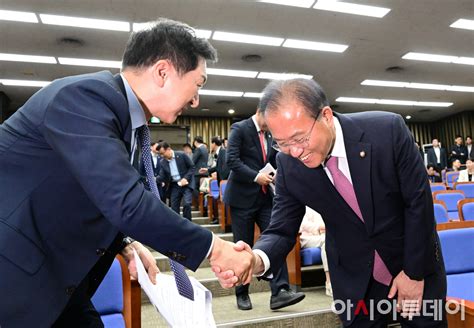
top-left (236, 294), bottom-right (253, 310)
top-left (211, 219), bottom-right (218, 224)
top-left (270, 288), bottom-right (305, 310)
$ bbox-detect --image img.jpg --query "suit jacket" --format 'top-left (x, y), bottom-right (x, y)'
top-left (0, 71), bottom-right (212, 327)
top-left (208, 147), bottom-right (230, 183)
top-left (192, 144), bottom-right (209, 176)
top-left (224, 117), bottom-right (276, 208)
top-left (427, 147), bottom-right (447, 169)
top-left (158, 150), bottom-right (195, 189)
top-left (450, 144), bottom-right (468, 164)
top-left (254, 112), bottom-right (442, 325)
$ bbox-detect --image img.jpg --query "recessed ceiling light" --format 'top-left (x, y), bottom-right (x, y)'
top-left (258, 0), bottom-right (315, 8)
top-left (0, 53), bottom-right (57, 64)
top-left (199, 90), bottom-right (244, 97)
top-left (402, 52), bottom-right (474, 66)
top-left (361, 79), bottom-right (474, 92)
top-left (450, 18), bottom-right (474, 31)
top-left (212, 31), bottom-right (284, 46)
top-left (257, 72), bottom-right (313, 80)
top-left (405, 115), bottom-right (412, 120)
top-left (243, 92), bottom-right (263, 98)
top-left (282, 39), bottom-right (348, 53)
top-left (0, 9), bottom-right (38, 23)
top-left (39, 14), bottom-right (130, 32)
top-left (313, 0), bottom-right (391, 18)
top-left (58, 57), bottom-right (122, 68)
top-left (0, 79), bottom-right (50, 87)
top-left (201, 108), bottom-right (210, 111)
top-left (336, 97), bottom-right (453, 107)
top-left (228, 109), bottom-right (235, 114)
top-left (207, 68), bottom-right (258, 78)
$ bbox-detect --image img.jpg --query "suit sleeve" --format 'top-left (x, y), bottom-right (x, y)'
top-left (226, 123), bottom-right (260, 182)
top-left (253, 154), bottom-right (306, 275)
top-left (183, 154), bottom-right (195, 181)
top-left (391, 115), bottom-right (435, 280)
top-left (40, 80), bottom-right (211, 270)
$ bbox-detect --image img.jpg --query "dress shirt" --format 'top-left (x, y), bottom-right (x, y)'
top-left (151, 153), bottom-right (159, 168)
top-left (434, 147), bottom-right (441, 164)
top-left (252, 114), bottom-right (268, 183)
top-left (166, 150), bottom-right (181, 182)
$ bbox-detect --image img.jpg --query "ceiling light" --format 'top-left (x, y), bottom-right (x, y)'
top-left (207, 68), bottom-right (258, 78)
top-left (283, 39), bottom-right (348, 53)
top-left (405, 115), bottom-right (412, 120)
top-left (228, 109), bottom-right (235, 114)
top-left (201, 108), bottom-right (210, 111)
top-left (450, 18), bottom-right (474, 31)
top-left (58, 57), bottom-right (122, 68)
top-left (132, 23), bottom-right (212, 38)
top-left (0, 9), bottom-right (38, 23)
top-left (402, 52), bottom-right (474, 66)
top-left (243, 92), bottom-right (263, 98)
top-left (39, 14), bottom-right (130, 32)
top-left (257, 72), bottom-right (313, 80)
top-left (199, 90), bottom-right (244, 97)
top-left (0, 53), bottom-right (57, 64)
top-left (212, 31), bottom-right (284, 46)
top-left (336, 97), bottom-right (453, 107)
top-left (258, 0), bottom-right (315, 8)
top-left (361, 79), bottom-right (474, 92)
top-left (0, 79), bottom-right (50, 87)
top-left (313, 0), bottom-right (391, 18)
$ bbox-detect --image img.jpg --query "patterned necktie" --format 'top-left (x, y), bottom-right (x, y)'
top-left (258, 130), bottom-right (267, 194)
top-left (137, 125), bottom-right (194, 300)
top-left (326, 156), bottom-right (392, 286)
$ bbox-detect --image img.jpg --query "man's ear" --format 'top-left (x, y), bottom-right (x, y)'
top-left (152, 59), bottom-right (170, 87)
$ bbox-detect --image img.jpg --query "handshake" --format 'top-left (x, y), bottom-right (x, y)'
top-left (208, 237), bottom-right (265, 288)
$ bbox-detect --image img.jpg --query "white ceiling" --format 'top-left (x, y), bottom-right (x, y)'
top-left (0, 0), bottom-right (473, 122)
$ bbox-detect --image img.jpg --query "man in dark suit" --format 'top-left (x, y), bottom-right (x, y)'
top-left (199, 136), bottom-right (230, 184)
top-left (0, 18), bottom-right (254, 327)
top-left (449, 135), bottom-right (468, 164)
top-left (466, 136), bottom-right (473, 160)
top-left (192, 136), bottom-right (209, 196)
top-left (224, 109), bottom-right (305, 311)
top-left (215, 79), bottom-right (446, 327)
top-left (157, 142), bottom-right (195, 221)
top-left (426, 138), bottom-right (448, 171)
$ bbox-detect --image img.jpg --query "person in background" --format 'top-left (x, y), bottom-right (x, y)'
top-left (193, 136), bottom-right (209, 203)
top-left (199, 136), bottom-right (230, 185)
top-left (223, 137), bottom-right (229, 149)
top-left (448, 159), bottom-right (462, 172)
top-left (427, 138), bottom-right (447, 171)
top-left (466, 136), bottom-right (473, 160)
top-left (182, 142), bottom-right (193, 160)
top-left (458, 158), bottom-right (474, 182)
top-left (426, 164), bottom-right (442, 183)
top-left (299, 207), bottom-right (332, 297)
top-left (450, 135), bottom-right (468, 165)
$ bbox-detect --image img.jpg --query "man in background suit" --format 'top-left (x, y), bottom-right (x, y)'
top-left (0, 18), bottom-right (254, 327)
top-left (199, 136), bottom-right (230, 184)
top-left (215, 79), bottom-right (446, 327)
top-left (427, 138), bottom-right (447, 171)
top-left (466, 136), bottom-right (473, 160)
top-left (192, 136), bottom-right (209, 197)
top-left (224, 109), bottom-right (305, 311)
top-left (157, 142), bottom-right (195, 221)
top-left (450, 135), bottom-right (468, 164)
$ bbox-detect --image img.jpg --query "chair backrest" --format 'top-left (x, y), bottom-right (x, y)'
top-left (433, 203), bottom-right (450, 223)
top-left (92, 256), bottom-right (132, 328)
top-left (446, 171), bottom-right (460, 188)
top-left (433, 190), bottom-right (465, 212)
top-left (430, 183), bottom-right (446, 193)
top-left (219, 179), bottom-right (228, 199)
top-left (209, 179), bottom-right (219, 199)
top-left (458, 199), bottom-right (474, 221)
top-left (454, 182), bottom-right (474, 199)
top-left (438, 228), bottom-right (474, 275)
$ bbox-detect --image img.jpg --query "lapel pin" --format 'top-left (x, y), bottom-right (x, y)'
top-left (360, 151), bottom-right (366, 158)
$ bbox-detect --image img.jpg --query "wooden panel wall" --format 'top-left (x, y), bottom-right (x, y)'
top-left (174, 116), bottom-right (233, 145)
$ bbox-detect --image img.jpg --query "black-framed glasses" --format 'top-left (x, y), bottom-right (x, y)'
top-left (272, 114), bottom-right (319, 153)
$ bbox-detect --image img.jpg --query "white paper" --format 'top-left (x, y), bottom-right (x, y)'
top-left (134, 250), bottom-right (216, 327)
top-left (259, 162), bottom-right (277, 194)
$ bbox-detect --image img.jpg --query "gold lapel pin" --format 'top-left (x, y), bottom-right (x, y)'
top-left (360, 151), bottom-right (366, 158)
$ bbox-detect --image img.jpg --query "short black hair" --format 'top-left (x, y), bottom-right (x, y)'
top-left (455, 135), bottom-right (463, 139)
top-left (259, 78), bottom-right (329, 119)
top-left (157, 141), bottom-right (170, 151)
top-left (211, 136), bottom-right (222, 146)
top-left (194, 136), bottom-right (204, 144)
top-left (122, 18), bottom-right (217, 74)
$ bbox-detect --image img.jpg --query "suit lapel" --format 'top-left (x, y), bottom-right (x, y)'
top-left (248, 118), bottom-right (265, 164)
top-left (337, 114), bottom-right (375, 235)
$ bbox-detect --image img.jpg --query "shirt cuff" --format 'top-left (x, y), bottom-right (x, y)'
top-left (253, 249), bottom-right (273, 278)
top-left (254, 173), bottom-right (261, 182)
top-left (205, 233), bottom-right (215, 259)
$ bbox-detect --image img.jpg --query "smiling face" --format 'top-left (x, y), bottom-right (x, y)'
top-left (265, 100), bottom-right (336, 168)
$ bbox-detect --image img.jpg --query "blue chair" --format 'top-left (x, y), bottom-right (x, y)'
top-left (438, 227), bottom-right (474, 301)
top-left (433, 203), bottom-right (450, 224)
top-left (454, 182), bottom-right (474, 199)
top-left (433, 190), bottom-right (465, 220)
top-left (430, 183), bottom-right (446, 193)
top-left (300, 247), bottom-right (323, 266)
top-left (207, 179), bottom-right (220, 220)
top-left (91, 256), bottom-right (133, 328)
top-left (446, 171), bottom-right (460, 189)
top-left (458, 199), bottom-right (474, 221)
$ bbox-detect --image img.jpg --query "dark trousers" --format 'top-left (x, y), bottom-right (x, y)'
top-left (348, 265), bottom-right (447, 328)
top-left (170, 183), bottom-right (193, 220)
top-left (230, 192), bottom-right (289, 297)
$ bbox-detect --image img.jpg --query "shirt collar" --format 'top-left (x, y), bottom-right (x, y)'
top-left (329, 116), bottom-right (347, 160)
top-left (251, 114), bottom-right (262, 133)
top-left (120, 73), bottom-right (147, 130)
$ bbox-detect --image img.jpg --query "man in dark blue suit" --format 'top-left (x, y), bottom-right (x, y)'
top-left (199, 136), bottom-right (230, 184)
top-left (0, 18), bottom-right (254, 327)
top-left (157, 142), bottom-right (195, 221)
top-left (215, 79), bottom-right (447, 327)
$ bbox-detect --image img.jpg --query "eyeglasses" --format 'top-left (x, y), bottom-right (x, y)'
top-left (272, 114), bottom-right (318, 153)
